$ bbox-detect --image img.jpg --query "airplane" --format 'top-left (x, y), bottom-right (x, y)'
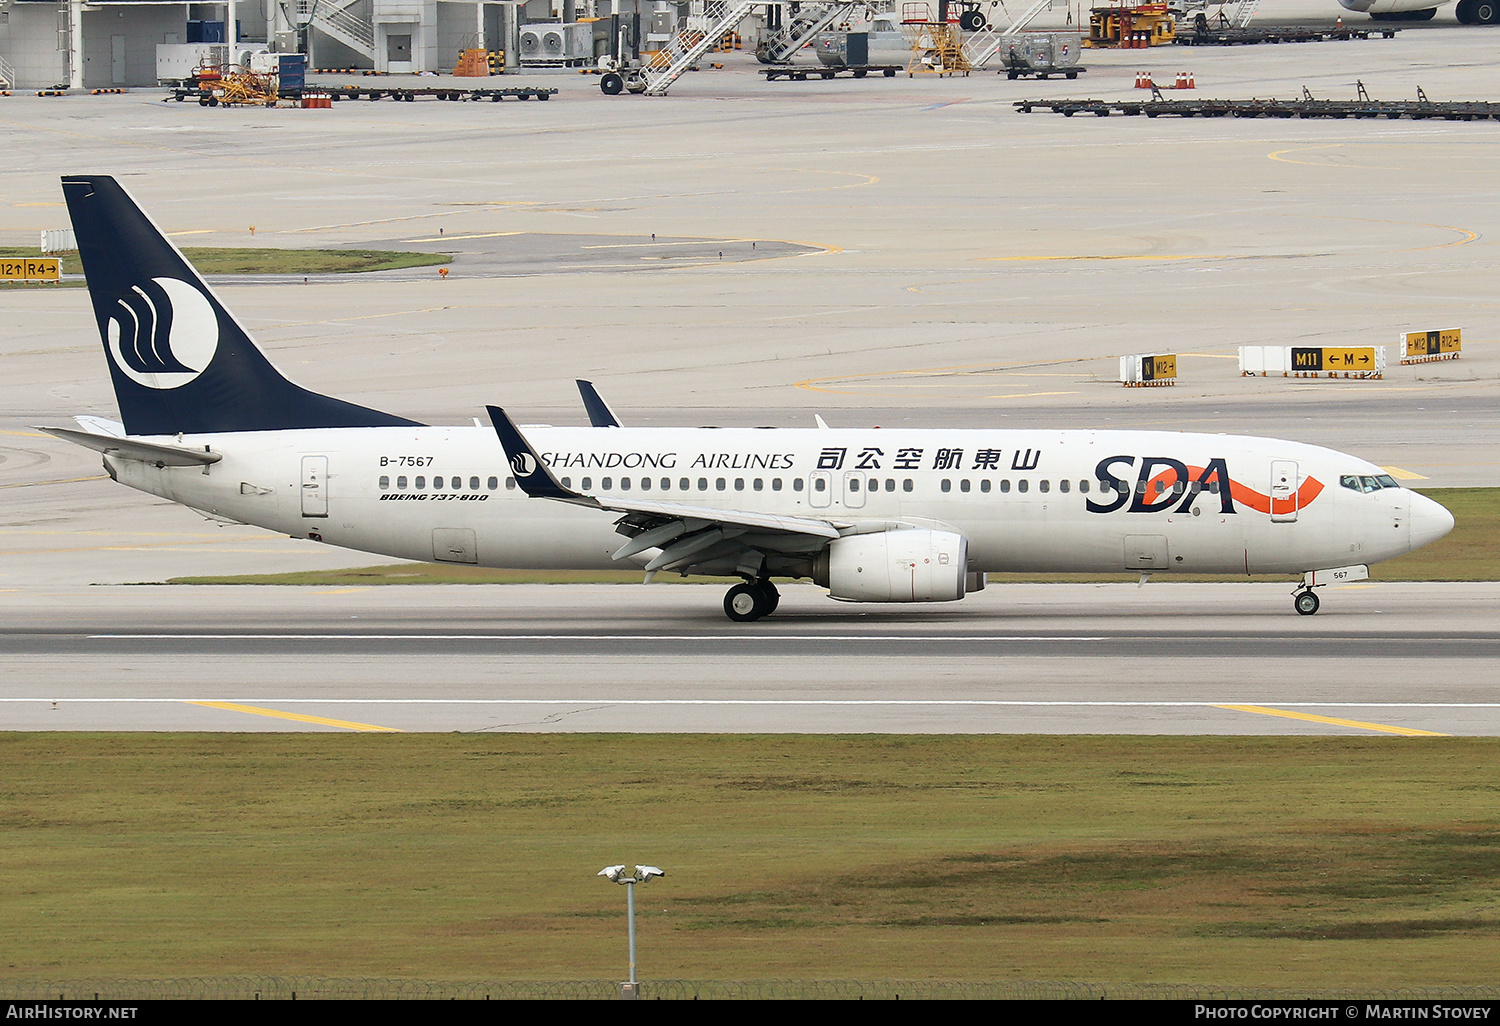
top-left (45, 175), bottom-right (1455, 622)
top-left (1337, 0), bottom-right (1498, 24)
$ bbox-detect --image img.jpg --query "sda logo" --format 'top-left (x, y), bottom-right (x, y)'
top-left (510, 452), bottom-right (537, 477)
top-left (106, 277), bottom-right (219, 389)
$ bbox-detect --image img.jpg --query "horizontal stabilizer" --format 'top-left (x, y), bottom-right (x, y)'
top-left (40, 426), bottom-right (222, 467)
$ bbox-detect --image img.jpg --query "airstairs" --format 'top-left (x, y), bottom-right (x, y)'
top-left (755, 2), bottom-right (860, 64)
top-left (642, 0), bottom-right (758, 94)
top-left (0, 53), bottom-right (14, 91)
top-left (1230, 0), bottom-right (1262, 27)
top-left (290, 0), bottom-right (376, 63)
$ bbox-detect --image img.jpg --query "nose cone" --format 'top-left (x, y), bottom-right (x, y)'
top-left (1409, 492), bottom-right (1455, 552)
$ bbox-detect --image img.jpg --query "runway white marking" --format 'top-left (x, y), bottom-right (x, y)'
top-left (6, 700), bottom-right (1498, 708)
top-left (86, 634), bottom-right (1112, 642)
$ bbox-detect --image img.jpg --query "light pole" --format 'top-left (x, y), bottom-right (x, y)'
top-left (598, 864), bottom-right (664, 999)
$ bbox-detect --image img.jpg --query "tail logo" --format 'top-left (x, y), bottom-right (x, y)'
top-left (510, 452), bottom-right (538, 477)
top-left (105, 277), bottom-right (220, 390)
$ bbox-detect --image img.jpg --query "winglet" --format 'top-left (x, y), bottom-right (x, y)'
top-left (576, 380), bottom-right (623, 428)
top-left (486, 405), bottom-right (577, 500)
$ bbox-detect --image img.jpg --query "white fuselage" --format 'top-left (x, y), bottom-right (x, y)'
top-left (103, 425), bottom-right (1451, 578)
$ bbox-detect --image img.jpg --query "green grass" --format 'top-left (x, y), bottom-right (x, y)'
top-left (0, 246), bottom-right (450, 284)
top-left (0, 734), bottom-right (1497, 987)
top-left (165, 487), bottom-right (1500, 587)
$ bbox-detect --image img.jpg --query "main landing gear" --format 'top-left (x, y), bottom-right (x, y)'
top-left (1293, 588), bottom-right (1320, 616)
top-left (724, 579), bottom-right (780, 622)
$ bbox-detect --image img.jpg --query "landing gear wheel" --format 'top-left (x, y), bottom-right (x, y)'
top-left (600, 73), bottom-right (624, 95)
top-left (960, 10), bottom-right (986, 30)
top-left (1456, 0), bottom-right (1478, 21)
top-left (724, 583), bottom-right (771, 622)
top-left (1294, 590), bottom-right (1320, 616)
top-left (1476, 0), bottom-right (1499, 22)
top-left (757, 580), bottom-right (780, 616)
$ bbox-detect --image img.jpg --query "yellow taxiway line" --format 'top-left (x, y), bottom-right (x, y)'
top-left (185, 701), bottom-right (401, 733)
top-left (1215, 704), bottom-right (1448, 737)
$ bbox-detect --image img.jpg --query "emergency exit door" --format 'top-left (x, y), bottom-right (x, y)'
top-left (301, 456), bottom-right (328, 517)
top-left (1270, 460), bottom-right (1298, 522)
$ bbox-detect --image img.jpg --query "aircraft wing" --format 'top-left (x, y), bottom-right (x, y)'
top-left (487, 405), bottom-right (844, 575)
top-left (39, 426), bottom-right (222, 467)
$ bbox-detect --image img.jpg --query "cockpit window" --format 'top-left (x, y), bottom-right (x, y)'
top-left (1342, 474), bottom-right (1401, 493)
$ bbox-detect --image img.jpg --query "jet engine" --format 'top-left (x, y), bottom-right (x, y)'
top-left (814, 529), bottom-right (968, 602)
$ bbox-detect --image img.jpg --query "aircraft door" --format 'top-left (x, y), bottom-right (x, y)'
top-left (1124, 535), bottom-right (1168, 570)
top-left (1270, 460), bottom-right (1298, 522)
top-left (809, 471), bottom-right (832, 508)
top-left (433, 528), bottom-right (478, 564)
top-left (301, 455), bottom-right (328, 517)
top-left (843, 471), bottom-right (866, 508)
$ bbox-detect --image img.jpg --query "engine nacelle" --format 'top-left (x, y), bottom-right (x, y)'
top-left (817, 529), bottom-right (968, 603)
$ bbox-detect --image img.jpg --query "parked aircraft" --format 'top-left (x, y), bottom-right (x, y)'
top-left (47, 176), bottom-right (1453, 621)
top-left (1338, 0), bottom-right (1498, 25)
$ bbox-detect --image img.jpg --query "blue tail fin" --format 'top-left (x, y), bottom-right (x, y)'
top-left (61, 175), bottom-right (420, 435)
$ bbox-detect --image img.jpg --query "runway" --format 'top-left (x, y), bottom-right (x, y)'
top-left (4, 13), bottom-right (1500, 738)
top-left (3, 582), bottom-right (1496, 735)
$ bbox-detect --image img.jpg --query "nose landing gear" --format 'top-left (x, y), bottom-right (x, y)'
top-left (724, 579), bottom-right (780, 622)
top-left (1293, 589), bottom-right (1320, 616)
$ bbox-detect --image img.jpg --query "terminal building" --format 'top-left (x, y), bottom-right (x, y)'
top-left (0, 0), bottom-right (656, 89)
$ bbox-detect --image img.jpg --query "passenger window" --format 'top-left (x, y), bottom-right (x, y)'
top-left (698, 478), bottom-right (708, 491)
top-left (886, 479), bottom-right (895, 492)
top-left (1000, 480), bottom-right (1010, 493)
top-left (1039, 480), bottom-right (1049, 494)
top-left (1079, 479), bottom-right (1089, 493)
top-left (415, 476), bottom-right (426, 489)
top-left (772, 478), bottom-right (783, 492)
top-left (602, 477), bottom-right (613, 490)
top-left (680, 478), bottom-right (690, 491)
top-left (1059, 479), bottom-right (1070, 493)
top-left (1171, 481), bottom-right (1184, 496)
top-left (902, 479), bottom-right (912, 492)
top-left (941, 479), bottom-right (951, 493)
top-left (581, 477), bottom-right (591, 491)
top-left (662, 478), bottom-right (671, 491)
top-left (814, 478), bottom-right (825, 492)
top-left (793, 478), bottom-right (803, 492)
top-left (397, 476), bottom-right (408, 489)
top-left (469, 476), bottom-right (480, 490)
top-left (735, 478), bottom-right (744, 491)
top-left (433, 476), bottom-right (444, 490)
top-left (639, 477), bottom-right (650, 491)
top-left (754, 478), bottom-right (763, 491)
top-left (980, 479), bottom-right (991, 493)
top-left (716, 478), bottom-right (726, 491)
top-left (506, 477), bottom-right (516, 490)
top-left (1018, 480), bottom-right (1029, 494)
top-left (379, 476), bottom-right (390, 489)
top-left (849, 478), bottom-right (860, 492)
top-left (561, 477), bottom-right (571, 489)
top-left (960, 479), bottom-right (971, 493)
top-left (622, 478), bottom-right (632, 490)
top-left (488, 477), bottom-right (498, 490)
